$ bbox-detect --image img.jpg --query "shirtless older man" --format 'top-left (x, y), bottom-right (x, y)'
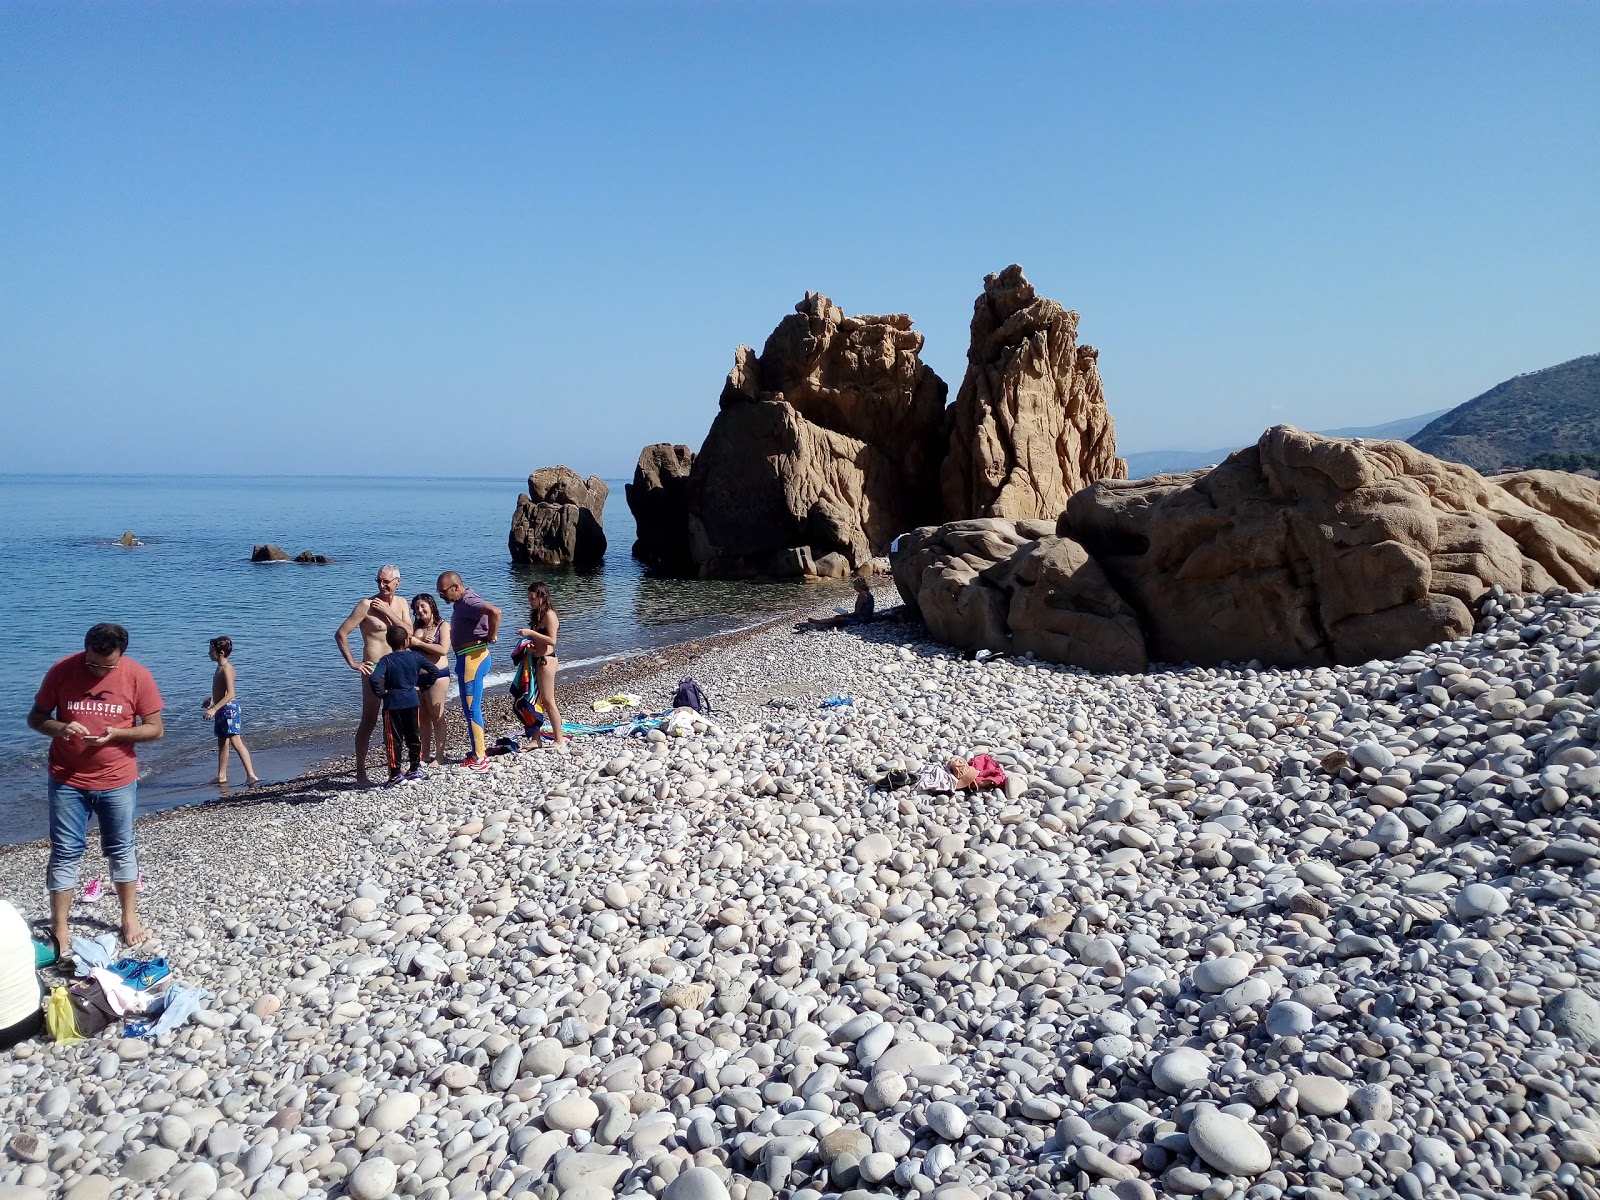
top-left (336, 565), bottom-right (412, 787)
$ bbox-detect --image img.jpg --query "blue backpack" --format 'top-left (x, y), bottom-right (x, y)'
top-left (672, 677), bottom-right (712, 715)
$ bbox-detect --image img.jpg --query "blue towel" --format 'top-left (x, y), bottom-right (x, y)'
top-left (71, 933), bottom-right (119, 976)
top-left (137, 985), bottom-right (212, 1038)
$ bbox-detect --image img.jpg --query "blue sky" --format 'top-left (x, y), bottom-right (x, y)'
top-left (2, 1), bottom-right (1596, 477)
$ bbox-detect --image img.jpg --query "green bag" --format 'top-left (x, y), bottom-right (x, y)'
top-left (33, 931), bottom-right (58, 969)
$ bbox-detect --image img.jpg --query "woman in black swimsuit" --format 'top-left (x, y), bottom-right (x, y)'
top-left (518, 582), bottom-right (567, 750)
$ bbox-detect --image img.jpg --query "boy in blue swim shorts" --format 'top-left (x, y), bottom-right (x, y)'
top-left (203, 636), bottom-right (259, 786)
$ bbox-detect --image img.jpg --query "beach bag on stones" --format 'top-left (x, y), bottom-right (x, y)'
top-left (672, 676), bottom-right (712, 715)
top-left (67, 978), bottom-right (119, 1037)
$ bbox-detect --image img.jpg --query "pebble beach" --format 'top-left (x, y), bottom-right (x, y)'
top-left (4, 582), bottom-right (1600, 1200)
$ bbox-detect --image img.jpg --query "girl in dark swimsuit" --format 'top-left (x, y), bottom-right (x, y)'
top-left (518, 582), bottom-right (567, 750)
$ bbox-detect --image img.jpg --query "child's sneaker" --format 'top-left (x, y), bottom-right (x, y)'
top-left (82, 878), bottom-right (104, 902)
top-left (463, 756), bottom-right (492, 772)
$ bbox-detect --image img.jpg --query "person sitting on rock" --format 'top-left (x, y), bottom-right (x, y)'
top-left (801, 578), bottom-right (875, 630)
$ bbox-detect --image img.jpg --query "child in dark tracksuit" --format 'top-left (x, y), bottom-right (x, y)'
top-left (368, 625), bottom-right (443, 783)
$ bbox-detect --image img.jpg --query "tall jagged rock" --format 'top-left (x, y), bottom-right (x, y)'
top-left (685, 293), bottom-right (947, 578)
top-left (626, 444), bottom-right (696, 574)
top-left (1064, 427), bottom-right (1600, 667)
top-left (509, 466), bottom-right (608, 568)
top-left (941, 264), bottom-right (1125, 521)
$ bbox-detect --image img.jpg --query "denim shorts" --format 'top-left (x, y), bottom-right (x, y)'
top-left (46, 779), bottom-right (139, 894)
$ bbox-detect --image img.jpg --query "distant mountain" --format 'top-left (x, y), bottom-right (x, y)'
top-left (1407, 353), bottom-right (1600, 472)
top-left (1124, 409), bottom-right (1451, 479)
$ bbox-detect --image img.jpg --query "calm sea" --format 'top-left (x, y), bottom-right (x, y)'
top-left (1, 474), bottom-right (835, 843)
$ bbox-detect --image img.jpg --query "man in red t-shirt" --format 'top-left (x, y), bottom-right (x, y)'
top-left (28, 623), bottom-right (164, 954)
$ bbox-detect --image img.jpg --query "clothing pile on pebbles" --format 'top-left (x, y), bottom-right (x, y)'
top-left (3, 583), bottom-right (1600, 1200)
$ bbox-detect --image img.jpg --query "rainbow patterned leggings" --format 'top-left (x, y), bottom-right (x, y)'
top-left (455, 645), bottom-right (491, 760)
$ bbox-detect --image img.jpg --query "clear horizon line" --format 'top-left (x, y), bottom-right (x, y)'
top-left (0, 470), bottom-right (637, 483)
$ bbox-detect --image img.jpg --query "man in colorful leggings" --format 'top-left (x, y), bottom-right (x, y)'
top-left (436, 572), bottom-right (501, 771)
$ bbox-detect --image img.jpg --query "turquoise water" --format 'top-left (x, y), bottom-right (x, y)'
top-left (1, 475), bottom-right (833, 842)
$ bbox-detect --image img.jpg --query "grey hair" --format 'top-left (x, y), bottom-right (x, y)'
top-left (377, 564), bottom-right (401, 580)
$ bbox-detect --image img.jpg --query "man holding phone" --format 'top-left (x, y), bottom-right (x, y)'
top-left (27, 623), bottom-right (164, 954)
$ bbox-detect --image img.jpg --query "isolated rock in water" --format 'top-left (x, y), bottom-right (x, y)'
top-left (942, 264), bottom-right (1125, 521)
top-left (251, 544), bottom-right (290, 562)
top-left (117, 530), bottom-right (141, 547)
top-left (509, 466), bottom-right (608, 568)
top-left (1065, 426), bottom-right (1600, 666)
top-left (293, 550), bottom-right (329, 564)
top-left (891, 519), bottom-right (1147, 672)
top-left (626, 443), bottom-right (696, 574)
top-left (685, 292), bottom-right (947, 578)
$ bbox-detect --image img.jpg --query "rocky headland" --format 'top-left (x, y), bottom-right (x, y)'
top-left (1408, 352), bottom-right (1600, 474)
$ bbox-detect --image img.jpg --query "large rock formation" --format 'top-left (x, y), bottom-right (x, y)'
top-left (625, 444), bottom-right (696, 574)
top-left (631, 267), bottom-right (1129, 578)
top-left (1064, 427), bottom-right (1600, 667)
top-left (941, 265), bottom-right (1125, 521)
top-left (894, 428), bottom-right (1600, 670)
top-left (892, 520), bottom-right (1148, 673)
top-left (684, 293), bottom-right (948, 578)
top-left (251, 544), bottom-right (290, 562)
top-left (509, 467), bottom-right (608, 568)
